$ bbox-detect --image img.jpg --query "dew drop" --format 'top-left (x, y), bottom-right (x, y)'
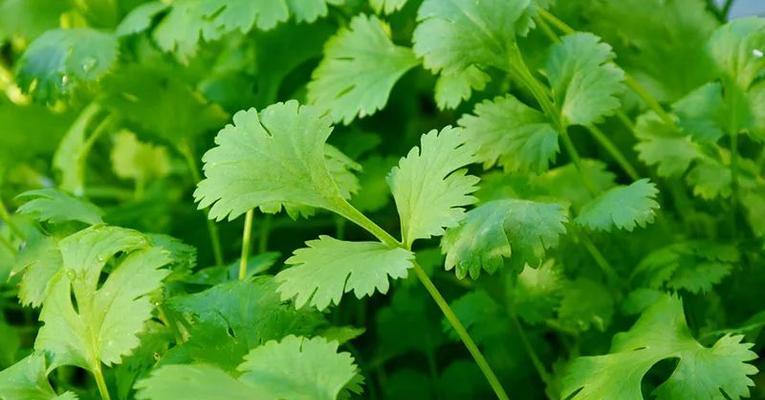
top-left (754, 49), bottom-right (764, 58)
top-left (81, 57), bottom-right (97, 72)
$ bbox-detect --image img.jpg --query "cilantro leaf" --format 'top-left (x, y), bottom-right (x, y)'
top-left (16, 28), bottom-right (118, 102)
top-left (136, 335), bottom-right (361, 400)
top-left (575, 179), bottom-right (660, 232)
top-left (165, 278), bottom-right (325, 371)
top-left (110, 131), bottom-right (171, 182)
top-left (0, 353), bottom-right (77, 400)
top-left (510, 261), bottom-right (564, 324)
top-left (557, 278), bottom-right (614, 333)
top-left (434, 66), bottom-right (490, 110)
top-left (561, 294), bottom-right (759, 400)
top-left (632, 241), bottom-right (739, 294)
top-left (441, 199), bottom-right (567, 279)
top-left (17, 189), bottom-right (104, 226)
top-left (370, 0), bottom-right (408, 14)
top-left (545, 33), bottom-right (625, 127)
top-left (11, 235), bottom-right (61, 308)
top-left (413, 0), bottom-right (533, 75)
top-left (707, 17), bottom-right (765, 91)
top-left (276, 236), bottom-right (414, 310)
top-left (116, 2), bottom-right (169, 37)
top-left (102, 65), bottom-right (227, 143)
top-left (307, 15), bottom-right (418, 124)
top-left (458, 94), bottom-right (559, 173)
top-left (387, 126), bottom-right (479, 247)
top-left (35, 226), bottom-right (170, 371)
top-left (634, 112), bottom-right (700, 178)
top-left (194, 101), bottom-right (358, 221)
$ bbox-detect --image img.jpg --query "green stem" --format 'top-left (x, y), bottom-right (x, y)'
top-left (179, 143), bottom-right (224, 266)
top-left (538, 9), bottom-right (675, 126)
top-left (586, 125), bottom-right (640, 180)
top-left (332, 199), bottom-right (508, 399)
top-left (510, 313), bottom-right (553, 392)
top-left (574, 226), bottom-right (620, 285)
top-left (730, 130), bottom-right (739, 237)
top-left (560, 130), bottom-right (598, 195)
top-left (413, 263), bottom-right (510, 400)
top-left (720, 0), bottom-right (735, 20)
top-left (257, 214), bottom-right (272, 253)
top-left (239, 209), bottom-right (254, 280)
top-left (0, 197), bottom-right (24, 240)
top-left (334, 199), bottom-right (399, 247)
top-left (93, 364), bottom-right (111, 400)
top-left (505, 43), bottom-right (597, 195)
top-left (623, 75), bottom-right (674, 126)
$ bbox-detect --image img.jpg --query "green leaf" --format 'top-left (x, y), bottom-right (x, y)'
top-left (557, 278), bottom-right (614, 332)
top-left (102, 65), bottom-right (227, 143)
top-left (632, 241), bottom-right (739, 294)
top-left (116, 2), bottom-right (169, 37)
top-left (458, 94), bottom-right (559, 173)
top-left (194, 101), bottom-right (358, 221)
top-left (0, 353), bottom-right (78, 400)
top-left (16, 28), bottom-right (118, 102)
top-left (510, 260), bottom-right (564, 324)
top-left (0, 0), bottom-right (69, 41)
top-left (441, 199), bottom-right (567, 279)
top-left (307, 15), bottom-right (418, 124)
top-left (575, 179), bottom-right (660, 232)
top-left (16, 189), bottom-right (104, 226)
top-left (165, 278), bottom-right (325, 371)
top-left (276, 236), bottom-right (414, 310)
top-left (532, 160), bottom-right (617, 211)
top-left (545, 32), bottom-right (625, 127)
top-left (11, 234), bottom-right (61, 308)
top-left (370, 0), bottom-right (408, 14)
top-left (634, 112), bottom-right (700, 178)
top-left (136, 335), bottom-right (361, 400)
top-left (708, 17), bottom-right (765, 91)
top-left (35, 226), bottom-right (170, 371)
top-left (153, 0), bottom-right (338, 61)
top-left (52, 104), bottom-right (103, 196)
top-left (110, 131), bottom-right (171, 182)
top-left (686, 158), bottom-right (731, 200)
top-left (387, 126), bottom-right (479, 247)
top-left (434, 65), bottom-right (490, 110)
top-left (413, 0), bottom-right (533, 75)
top-left (561, 294), bottom-right (759, 400)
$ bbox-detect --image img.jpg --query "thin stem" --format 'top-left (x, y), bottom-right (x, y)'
top-left (510, 313), bottom-right (553, 391)
top-left (559, 130), bottom-right (598, 195)
top-left (0, 197), bottom-right (25, 240)
top-left (330, 199), bottom-right (508, 399)
top-left (538, 9), bottom-right (675, 126)
top-left (586, 125), bottom-right (640, 180)
top-left (333, 199), bottom-right (399, 247)
top-left (505, 43), bottom-right (597, 194)
top-left (258, 214), bottom-right (272, 253)
top-left (623, 75), bottom-right (674, 126)
top-left (574, 226), bottom-right (621, 286)
top-left (720, 0), bottom-right (735, 19)
top-left (413, 263), bottom-right (510, 400)
top-left (179, 143), bottom-right (224, 266)
top-left (730, 130), bottom-right (739, 237)
top-left (538, 9), bottom-right (574, 34)
top-left (239, 209), bottom-right (254, 280)
top-left (93, 364), bottom-right (111, 400)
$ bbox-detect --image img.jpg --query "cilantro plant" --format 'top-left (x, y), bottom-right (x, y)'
top-left (0, 0), bottom-right (764, 399)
